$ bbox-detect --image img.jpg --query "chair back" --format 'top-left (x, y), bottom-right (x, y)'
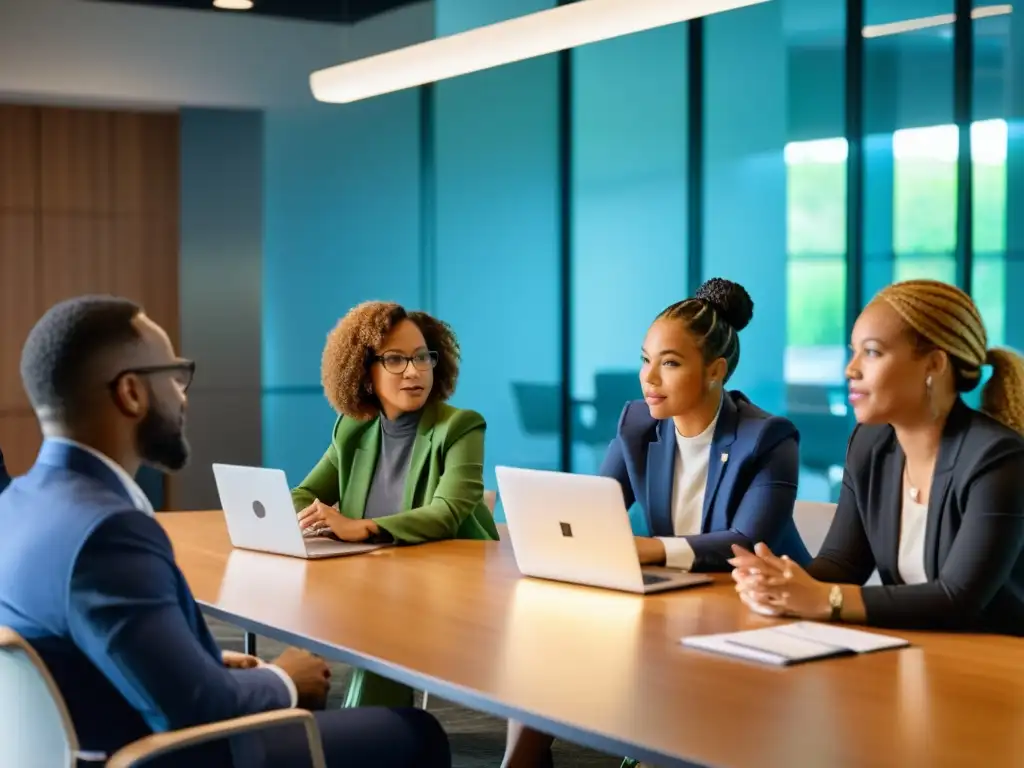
top-left (0, 628), bottom-right (80, 767)
top-left (484, 490), bottom-right (497, 513)
top-left (793, 500), bottom-right (837, 558)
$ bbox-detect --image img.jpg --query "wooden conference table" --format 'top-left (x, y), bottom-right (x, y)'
top-left (161, 511), bottom-right (1024, 768)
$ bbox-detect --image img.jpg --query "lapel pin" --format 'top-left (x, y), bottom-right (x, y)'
top-left (720, 453), bottom-right (729, 463)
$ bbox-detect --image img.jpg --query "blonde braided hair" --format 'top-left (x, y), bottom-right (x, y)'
top-left (874, 279), bottom-right (1024, 435)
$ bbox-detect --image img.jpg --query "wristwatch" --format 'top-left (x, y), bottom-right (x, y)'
top-left (828, 584), bottom-right (844, 621)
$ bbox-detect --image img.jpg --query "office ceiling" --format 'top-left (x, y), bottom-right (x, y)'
top-left (85, 0), bottom-right (422, 24)
top-left (86, 0), bottom-right (1012, 49)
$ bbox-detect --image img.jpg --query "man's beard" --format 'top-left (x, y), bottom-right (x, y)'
top-left (137, 401), bottom-right (190, 472)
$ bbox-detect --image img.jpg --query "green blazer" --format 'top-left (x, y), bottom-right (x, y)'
top-left (291, 401), bottom-right (499, 544)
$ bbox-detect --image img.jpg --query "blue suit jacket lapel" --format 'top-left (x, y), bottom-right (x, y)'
top-left (701, 394), bottom-right (739, 533)
top-left (645, 418), bottom-right (676, 537)
top-left (36, 440), bottom-right (136, 507)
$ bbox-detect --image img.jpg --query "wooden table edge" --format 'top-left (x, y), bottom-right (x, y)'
top-left (196, 581), bottom-right (700, 768)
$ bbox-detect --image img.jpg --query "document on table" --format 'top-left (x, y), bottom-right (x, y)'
top-left (681, 621), bottom-right (909, 666)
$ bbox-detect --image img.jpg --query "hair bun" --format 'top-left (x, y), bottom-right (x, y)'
top-left (695, 278), bottom-right (754, 331)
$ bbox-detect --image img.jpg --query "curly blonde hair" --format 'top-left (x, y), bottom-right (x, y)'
top-left (321, 301), bottom-right (461, 420)
top-left (876, 279), bottom-right (1024, 434)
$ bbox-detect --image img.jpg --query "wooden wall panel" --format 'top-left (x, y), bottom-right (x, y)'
top-left (113, 112), bottom-right (180, 216)
top-left (38, 214), bottom-right (119, 306)
top-left (0, 214), bottom-right (36, 411)
top-left (0, 413), bottom-right (41, 476)
top-left (0, 104), bottom-right (179, 484)
top-left (0, 106), bottom-right (38, 212)
top-left (139, 217), bottom-right (180, 346)
top-left (111, 112), bottom-right (180, 343)
top-left (112, 113), bottom-right (147, 215)
top-left (40, 108), bottom-right (114, 214)
top-left (143, 116), bottom-right (180, 218)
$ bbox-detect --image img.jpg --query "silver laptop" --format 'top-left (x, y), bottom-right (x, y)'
top-left (212, 463), bottom-right (387, 559)
top-left (495, 466), bottom-right (712, 594)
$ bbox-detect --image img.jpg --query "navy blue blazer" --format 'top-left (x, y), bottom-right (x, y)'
top-left (600, 390), bottom-right (810, 571)
top-left (0, 444), bottom-right (9, 494)
top-left (0, 441), bottom-right (291, 766)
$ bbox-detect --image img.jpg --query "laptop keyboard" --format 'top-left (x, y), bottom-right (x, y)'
top-left (306, 537), bottom-right (353, 551)
top-left (642, 573), bottom-right (670, 585)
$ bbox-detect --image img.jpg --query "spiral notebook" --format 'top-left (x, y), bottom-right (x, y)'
top-left (682, 621), bottom-right (909, 666)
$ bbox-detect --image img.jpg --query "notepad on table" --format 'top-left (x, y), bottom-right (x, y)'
top-left (681, 621), bottom-right (909, 666)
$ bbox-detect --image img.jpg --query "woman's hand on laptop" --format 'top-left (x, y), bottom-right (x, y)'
top-left (634, 537), bottom-right (667, 566)
top-left (297, 499), bottom-right (339, 533)
top-left (297, 499), bottom-right (379, 542)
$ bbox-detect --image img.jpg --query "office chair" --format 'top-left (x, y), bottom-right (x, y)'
top-left (0, 627), bottom-right (326, 768)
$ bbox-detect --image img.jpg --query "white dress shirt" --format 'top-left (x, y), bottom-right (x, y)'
top-left (50, 438), bottom-right (298, 706)
top-left (657, 408), bottom-right (720, 570)
top-left (897, 492), bottom-right (929, 585)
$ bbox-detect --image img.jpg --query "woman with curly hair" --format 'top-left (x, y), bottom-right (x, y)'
top-left (503, 278), bottom-right (809, 768)
top-left (291, 300), bottom-right (498, 707)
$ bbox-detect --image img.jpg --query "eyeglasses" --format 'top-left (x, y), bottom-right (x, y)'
top-left (374, 351), bottom-right (438, 375)
top-left (109, 361), bottom-right (196, 393)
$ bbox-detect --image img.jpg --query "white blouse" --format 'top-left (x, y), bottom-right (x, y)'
top-left (657, 410), bottom-right (719, 570)
top-left (897, 493), bottom-right (929, 585)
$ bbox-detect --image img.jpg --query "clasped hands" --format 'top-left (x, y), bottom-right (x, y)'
top-left (222, 648), bottom-right (332, 711)
top-left (729, 542), bottom-right (833, 621)
top-left (296, 499), bottom-right (380, 542)
top-left (221, 650), bottom-right (260, 669)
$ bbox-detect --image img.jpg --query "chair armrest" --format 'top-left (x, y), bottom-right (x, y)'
top-left (106, 709), bottom-right (325, 768)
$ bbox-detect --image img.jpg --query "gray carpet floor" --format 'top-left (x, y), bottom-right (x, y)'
top-left (208, 616), bottom-right (624, 768)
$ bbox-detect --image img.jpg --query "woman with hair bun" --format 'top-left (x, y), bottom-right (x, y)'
top-left (502, 278), bottom-right (809, 768)
top-left (732, 279), bottom-right (1024, 635)
top-left (597, 276), bottom-right (812, 573)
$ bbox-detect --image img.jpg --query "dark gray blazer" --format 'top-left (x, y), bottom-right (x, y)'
top-left (807, 398), bottom-right (1024, 635)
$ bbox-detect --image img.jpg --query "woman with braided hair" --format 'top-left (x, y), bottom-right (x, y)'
top-left (732, 279), bottom-right (1024, 635)
top-left (502, 278), bottom-right (810, 768)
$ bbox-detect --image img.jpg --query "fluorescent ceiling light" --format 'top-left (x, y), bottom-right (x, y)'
top-left (311, 0), bottom-right (771, 104)
top-left (862, 3), bottom-right (1011, 38)
top-left (213, 0), bottom-right (254, 9)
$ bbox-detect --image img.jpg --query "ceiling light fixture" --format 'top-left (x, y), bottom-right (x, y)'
top-left (310, 0), bottom-right (771, 104)
top-left (862, 3), bottom-right (1011, 38)
top-left (213, 0), bottom-right (254, 10)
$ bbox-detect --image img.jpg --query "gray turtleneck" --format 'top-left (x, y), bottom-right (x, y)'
top-left (363, 409), bottom-right (421, 519)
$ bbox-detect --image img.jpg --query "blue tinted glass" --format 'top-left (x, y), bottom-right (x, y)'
top-left (706, 0), bottom-right (847, 503)
top-left (434, 0), bottom-right (562, 522)
top-left (262, 94), bottom-right (422, 479)
top-left (570, 24), bottom-right (689, 533)
top-left (863, 0), bottom-right (957, 301)
top-left (970, 0), bottom-right (1018, 359)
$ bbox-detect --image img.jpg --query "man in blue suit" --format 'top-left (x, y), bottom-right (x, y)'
top-left (0, 295), bottom-right (450, 767)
